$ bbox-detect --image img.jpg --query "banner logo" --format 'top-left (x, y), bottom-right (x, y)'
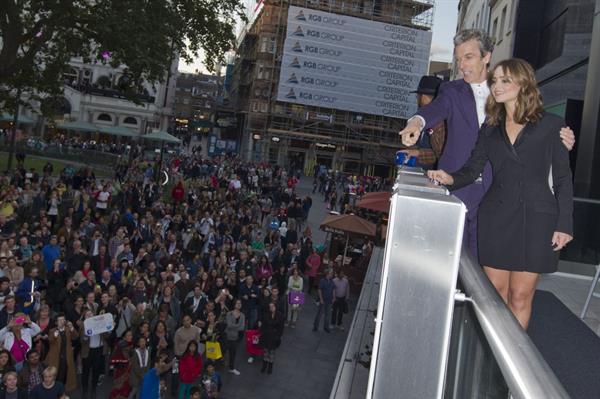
top-left (287, 73), bottom-right (299, 84)
top-left (292, 26), bottom-right (304, 37)
top-left (295, 10), bottom-right (306, 21)
top-left (285, 88), bottom-right (297, 99)
top-left (289, 57), bottom-right (301, 68)
top-left (292, 42), bottom-right (303, 52)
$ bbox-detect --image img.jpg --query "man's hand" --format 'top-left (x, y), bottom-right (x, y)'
top-left (560, 127), bottom-right (575, 151)
top-left (399, 118), bottom-right (424, 146)
top-left (552, 232), bottom-right (573, 251)
top-left (426, 170), bottom-right (454, 186)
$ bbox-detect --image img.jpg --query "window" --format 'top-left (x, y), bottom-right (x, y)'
top-left (499, 6), bottom-right (507, 38)
top-left (123, 117), bottom-right (138, 125)
top-left (508, 0), bottom-right (516, 31)
top-left (492, 18), bottom-right (498, 41)
top-left (476, 12), bottom-right (480, 28)
top-left (97, 113), bottom-right (112, 122)
top-left (260, 36), bottom-right (276, 53)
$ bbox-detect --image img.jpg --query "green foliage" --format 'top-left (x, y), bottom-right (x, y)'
top-left (0, 0), bottom-right (246, 113)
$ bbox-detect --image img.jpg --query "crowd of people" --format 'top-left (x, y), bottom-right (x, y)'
top-left (0, 150), bottom-right (364, 399)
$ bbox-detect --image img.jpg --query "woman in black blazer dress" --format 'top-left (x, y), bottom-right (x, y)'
top-left (429, 59), bottom-right (573, 329)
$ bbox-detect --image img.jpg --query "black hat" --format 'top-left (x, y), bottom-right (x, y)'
top-left (411, 75), bottom-right (443, 96)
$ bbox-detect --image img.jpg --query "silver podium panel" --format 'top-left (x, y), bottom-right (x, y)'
top-left (367, 173), bottom-right (466, 399)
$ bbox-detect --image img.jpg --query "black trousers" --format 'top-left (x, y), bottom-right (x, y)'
top-left (226, 339), bottom-right (238, 370)
top-left (331, 297), bottom-right (347, 326)
top-left (82, 347), bottom-right (104, 396)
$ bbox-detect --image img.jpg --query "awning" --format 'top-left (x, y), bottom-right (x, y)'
top-left (98, 125), bottom-right (138, 138)
top-left (0, 112), bottom-right (36, 124)
top-left (142, 130), bottom-right (181, 144)
top-left (320, 214), bottom-right (376, 237)
top-left (57, 121), bottom-right (99, 133)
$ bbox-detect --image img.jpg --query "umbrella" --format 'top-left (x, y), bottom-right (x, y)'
top-left (320, 214), bottom-right (376, 264)
top-left (357, 195), bottom-right (391, 213)
top-left (360, 191), bottom-right (391, 201)
top-left (142, 130), bottom-right (181, 144)
top-left (57, 120), bottom-right (99, 133)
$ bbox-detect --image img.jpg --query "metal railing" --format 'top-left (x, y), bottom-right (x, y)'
top-left (455, 249), bottom-right (569, 399)
top-left (331, 168), bottom-right (570, 399)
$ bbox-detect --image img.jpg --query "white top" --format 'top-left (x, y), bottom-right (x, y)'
top-left (470, 81), bottom-right (490, 127)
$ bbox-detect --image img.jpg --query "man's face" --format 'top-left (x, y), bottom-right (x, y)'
top-left (417, 93), bottom-right (435, 107)
top-left (28, 352), bottom-right (40, 365)
top-left (455, 39), bottom-right (490, 84)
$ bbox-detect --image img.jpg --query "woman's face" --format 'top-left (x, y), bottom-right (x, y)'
top-left (188, 343), bottom-right (197, 353)
top-left (491, 66), bottom-right (521, 105)
top-left (124, 330), bottom-right (134, 343)
top-left (0, 353), bottom-right (8, 366)
top-left (41, 308), bottom-right (49, 318)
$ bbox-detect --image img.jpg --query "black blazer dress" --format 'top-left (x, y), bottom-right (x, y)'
top-left (451, 112), bottom-right (573, 273)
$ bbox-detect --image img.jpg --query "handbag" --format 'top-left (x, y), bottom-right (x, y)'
top-left (288, 291), bottom-right (305, 305)
top-left (205, 340), bottom-right (222, 360)
top-left (245, 329), bottom-right (264, 356)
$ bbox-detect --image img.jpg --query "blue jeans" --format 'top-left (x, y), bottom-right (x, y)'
top-left (313, 302), bottom-right (332, 330)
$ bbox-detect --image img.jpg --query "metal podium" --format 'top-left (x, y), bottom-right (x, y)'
top-left (366, 167), bottom-right (466, 399)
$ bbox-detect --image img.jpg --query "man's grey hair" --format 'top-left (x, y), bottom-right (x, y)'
top-left (453, 29), bottom-right (494, 57)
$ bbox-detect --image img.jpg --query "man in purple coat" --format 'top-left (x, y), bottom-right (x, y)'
top-left (399, 29), bottom-right (575, 258)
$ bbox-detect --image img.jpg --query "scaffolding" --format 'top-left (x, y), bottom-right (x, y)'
top-left (230, 0), bottom-right (435, 177)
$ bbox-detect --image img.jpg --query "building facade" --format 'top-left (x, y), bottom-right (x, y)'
top-left (230, 0), bottom-right (435, 177)
top-left (173, 73), bottom-right (221, 138)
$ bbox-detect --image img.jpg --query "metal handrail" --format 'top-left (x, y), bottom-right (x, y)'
top-left (458, 250), bottom-right (570, 399)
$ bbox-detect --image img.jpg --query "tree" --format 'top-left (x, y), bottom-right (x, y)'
top-left (0, 0), bottom-right (246, 170)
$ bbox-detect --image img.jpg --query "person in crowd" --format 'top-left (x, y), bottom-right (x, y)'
top-left (78, 308), bottom-right (109, 399)
top-left (17, 349), bottom-right (45, 394)
top-left (139, 352), bottom-right (171, 399)
top-left (331, 269), bottom-right (350, 330)
top-left (224, 299), bottom-right (245, 376)
top-left (259, 302), bottom-right (284, 375)
top-left (0, 314), bottom-right (41, 371)
top-left (428, 58), bottom-right (573, 329)
top-left (0, 350), bottom-right (15, 382)
top-left (29, 366), bottom-right (65, 399)
top-left (46, 314), bottom-right (77, 393)
top-left (129, 336), bottom-right (151, 399)
top-left (108, 329), bottom-right (134, 399)
top-left (200, 360), bottom-right (221, 399)
top-left (286, 267), bottom-right (303, 328)
top-left (0, 371), bottom-right (28, 399)
top-left (177, 340), bottom-right (202, 399)
top-left (305, 248), bottom-right (321, 295)
top-left (313, 269), bottom-right (335, 333)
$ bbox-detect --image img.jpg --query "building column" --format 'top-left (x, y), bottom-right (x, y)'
top-left (574, 0), bottom-right (600, 198)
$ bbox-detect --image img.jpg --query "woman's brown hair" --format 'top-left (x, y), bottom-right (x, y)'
top-left (485, 58), bottom-right (544, 126)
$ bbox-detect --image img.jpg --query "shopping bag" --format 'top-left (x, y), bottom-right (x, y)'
top-left (205, 341), bottom-right (223, 360)
top-left (288, 291), bottom-right (305, 305)
top-left (245, 329), bottom-right (264, 356)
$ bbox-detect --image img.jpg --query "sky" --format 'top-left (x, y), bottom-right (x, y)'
top-left (178, 0), bottom-right (459, 73)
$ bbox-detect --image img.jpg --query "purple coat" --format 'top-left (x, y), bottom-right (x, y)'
top-left (416, 79), bottom-right (492, 213)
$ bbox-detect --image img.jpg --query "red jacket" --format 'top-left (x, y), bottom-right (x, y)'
top-left (179, 353), bottom-right (202, 383)
top-left (171, 183), bottom-right (185, 202)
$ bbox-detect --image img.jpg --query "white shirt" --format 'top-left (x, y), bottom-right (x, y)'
top-left (470, 81), bottom-right (490, 127)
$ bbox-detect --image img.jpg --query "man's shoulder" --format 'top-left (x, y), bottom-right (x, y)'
top-left (438, 79), bottom-right (467, 94)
